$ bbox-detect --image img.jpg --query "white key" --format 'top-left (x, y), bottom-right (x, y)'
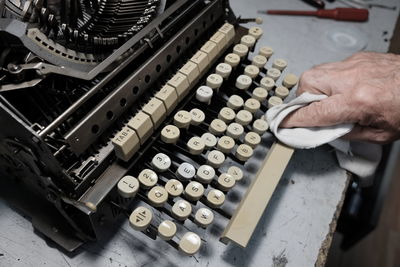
top-left (158, 220), bottom-right (177, 241)
top-left (179, 61), bottom-right (200, 85)
top-left (283, 73), bottom-right (299, 89)
top-left (172, 199), bottom-right (192, 220)
top-left (217, 136), bottom-right (235, 154)
top-left (187, 136), bottom-right (205, 155)
top-left (129, 206), bottom-right (152, 231)
top-left (190, 50), bottom-right (209, 74)
top-left (117, 175), bottom-right (139, 198)
top-left (259, 46), bottom-right (274, 58)
top-left (252, 87), bottom-right (268, 102)
top-left (275, 86), bottom-right (289, 99)
top-left (218, 107), bottom-right (236, 123)
top-left (253, 119), bottom-right (269, 135)
top-left (235, 110), bottom-right (253, 126)
top-left (196, 85), bottom-right (213, 104)
top-left (138, 169), bottom-right (158, 188)
top-left (244, 65), bottom-right (259, 79)
top-left (219, 23), bottom-right (235, 42)
top-left (210, 31), bottom-right (228, 51)
top-left (260, 77), bottom-right (275, 91)
top-left (216, 63), bottom-right (232, 79)
top-left (207, 150), bottom-right (225, 168)
top-left (217, 173), bottom-right (236, 191)
top-left (252, 55), bottom-right (267, 69)
top-left (161, 125), bottom-right (180, 144)
top-left (174, 110), bottom-right (192, 129)
top-left (268, 96), bottom-right (283, 108)
top-left (233, 43), bottom-right (248, 58)
top-left (244, 131), bottom-right (261, 148)
top-left (190, 108), bottom-right (205, 126)
top-left (226, 122), bottom-right (244, 139)
top-left (206, 74), bottom-right (223, 90)
top-left (227, 95), bottom-right (244, 110)
top-left (148, 186), bottom-right (168, 207)
top-left (176, 162), bottom-right (196, 181)
top-left (184, 181), bottom-right (205, 201)
top-left (227, 166), bottom-right (244, 181)
top-left (207, 189), bottom-right (225, 208)
top-left (151, 153), bottom-right (171, 172)
top-left (201, 132), bottom-right (217, 148)
top-left (165, 179), bottom-right (184, 197)
top-left (236, 144), bottom-right (254, 161)
top-left (209, 119), bottom-right (227, 136)
top-left (155, 85), bottom-right (178, 115)
top-left (244, 98), bottom-right (261, 113)
top-left (179, 232), bottom-right (201, 255)
top-left (224, 53), bottom-right (241, 67)
top-left (168, 72), bottom-right (190, 100)
top-left (112, 126), bottom-right (140, 161)
top-left (240, 35), bottom-right (256, 48)
top-left (200, 41), bottom-right (218, 62)
top-left (248, 26), bottom-right (263, 40)
top-left (267, 68), bottom-right (281, 81)
top-left (272, 58), bottom-right (288, 71)
top-left (235, 74), bottom-right (252, 90)
top-left (127, 111), bottom-right (154, 145)
top-left (195, 208), bottom-right (214, 228)
top-left (142, 97), bottom-right (166, 129)
top-left (196, 165), bottom-right (215, 184)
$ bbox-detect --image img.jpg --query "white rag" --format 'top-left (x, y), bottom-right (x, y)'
top-left (266, 92), bottom-right (382, 186)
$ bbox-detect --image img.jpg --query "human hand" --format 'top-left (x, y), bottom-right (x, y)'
top-left (280, 52), bottom-right (400, 144)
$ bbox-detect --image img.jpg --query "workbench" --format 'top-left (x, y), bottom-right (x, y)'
top-left (0, 0), bottom-right (399, 266)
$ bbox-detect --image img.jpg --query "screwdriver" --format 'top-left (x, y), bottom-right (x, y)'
top-left (259, 8), bottom-right (369, 22)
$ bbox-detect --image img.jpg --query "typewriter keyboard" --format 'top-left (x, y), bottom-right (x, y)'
top-left (111, 22), bottom-right (298, 255)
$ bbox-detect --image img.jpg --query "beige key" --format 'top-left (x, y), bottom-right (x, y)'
top-left (217, 173), bottom-right (236, 191)
top-left (248, 26), bottom-right (263, 40)
top-left (161, 124), bottom-right (180, 144)
top-left (190, 50), bottom-right (209, 74)
top-left (206, 73), bottom-right (223, 90)
top-left (259, 46), bottom-right (274, 58)
top-left (165, 179), bottom-right (184, 197)
top-left (252, 87), bottom-right (268, 102)
top-left (240, 35), bottom-right (256, 48)
top-left (185, 181), bottom-right (205, 201)
top-left (236, 74), bottom-right (252, 90)
top-left (209, 119), bottom-right (227, 136)
top-left (176, 162), bottom-right (196, 181)
top-left (129, 206), bottom-right (152, 231)
top-left (127, 111), bottom-right (154, 145)
top-left (142, 97), bottom-right (166, 128)
top-left (196, 85), bottom-right (213, 104)
top-left (207, 150), bottom-right (225, 168)
top-left (224, 53), bottom-right (240, 67)
top-left (219, 23), bottom-right (235, 42)
top-left (252, 55), bottom-right (267, 69)
top-left (168, 72), bottom-right (190, 99)
top-left (201, 132), bottom-right (217, 148)
top-left (227, 166), bottom-right (244, 181)
top-left (207, 189), bottom-right (225, 208)
top-left (158, 220), bottom-right (177, 241)
top-left (253, 119), bottom-right (269, 135)
top-left (148, 186), bottom-right (168, 207)
top-left (195, 208), bottom-right (214, 228)
top-left (227, 95), bottom-right (244, 110)
top-left (216, 63), bottom-right (232, 79)
top-left (267, 68), bottom-right (281, 81)
top-left (268, 96), bottom-right (283, 108)
top-left (179, 232), bottom-right (201, 255)
top-left (196, 165), bottom-right (215, 184)
top-left (260, 77), bottom-right (275, 91)
top-left (155, 84), bottom-right (178, 115)
top-left (244, 131), bottom-right (261, 148)
top-left (174, 110), bottom-right (192, 129)
top-left (210, 31), bottom-right (228, 51)
top-left (152, 153), bottom-right (171, 172)
top-left (233, 44), bottom-right (248, 58)
top-left (112, 126), bottom-right (140, 161)
top-left (217, 136), bottom-right (235, 154)
top-left (172, 199), bottom-right (192, 220)
top-left (283, 73), bottom-right (299, 89)
top-left (187, 136), bottom-right (205, 155)
top-left (226, 122), bottom-right (244, 140)
top-left (236, 144), bottom-right (253, 161)
top-left (244, 98), bottom-right (261, 113)
top-left (218, 107), bottom-right (236, 123)
top-left (200, 41), bottom-right (218, 62)
top-left (117, 175), bottom-right (139, 198)
top-left (138, 169), bottom-right (158, 188)
top-left (179, 61), bottom-right (200, 85)
top-left (275, 86), bottom-right (289, 99)
top-left (190, 108), bottom-right (205, 125)
top-left (272, 58), bottom-right (288, 71)
top-left (235, 110), bottom-right (253, 126)
top-left (244, 65), bottom-right (260, 79)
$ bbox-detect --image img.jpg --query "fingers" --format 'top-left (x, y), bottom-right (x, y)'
top-left (343, 125), bottom-right (395, 144)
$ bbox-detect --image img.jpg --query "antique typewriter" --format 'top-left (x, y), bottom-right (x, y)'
top-left (0, 0), bottom-right (298, 255)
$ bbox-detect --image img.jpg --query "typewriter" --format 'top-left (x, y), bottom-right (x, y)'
top-left (0, 0), bottom-right (297, 255)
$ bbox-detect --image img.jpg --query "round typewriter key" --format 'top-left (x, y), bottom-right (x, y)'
top-left (227, 95), bottom-right (244, 110)
top-left (117, 175), bottom-right (139, 198)
top-left (275, 86), bottom-right (289, 99)
top-left (244, 132), bottom-right (261, 148)
top-left (165, 179), bottom-right (184, 197)
top-left (174, 110), bottom-right (192, 129)
top-left (227, 166), bottom-right (244, 181)
top-left (224, 53), bottom-right (240, 67)
top-left (252, 87), bottom-right (268, 102)
top-left (187, 136), bottom-right (205, 155)
top-left (272, 58), bottom-right (288, 71)
top-left (259, 46), bottom-right (274, 58)
top-left (217, 136), bottom-right (235, 154)
top-left (235, 74), bottom-right (252, 90)
top-left (129, 206), bottom-right (153, 231)
top-left (235, 110), bottom-right (253, 126)
top-left (176, 162), bottom-right (196, 181)
top-left (185, 181), bottom-right (205, 201)
top-left (260, 77), bottom-right (275, 91)
top-left (252, 55), bottom-right (267, 69)
top-left (236, 144), bottom-right (254, 162)
top-left (148, 186), bottom-right (168, 207)
top-left (248, 26), bottom-right (263, 40)
top-left (190, 108), bottom-right (205, 125)
top-left (172, 199), bottom-right (192, 220)
top-left (217, 173), bottom-right (236, 191)
top-left (253, 119), bottom-right (269, 135)
top-left (207, 189), bottom-right (226, 208)
top-left (206, 74), bottom-right (223, 90)
top-left (244, 65), bottom-right (260, 79)
top-left (207, 150), bottom-right (225, 168)
top-left (209, 119), bottom-right (227, 136)
top-left (226, 122), bottom-right (244, 140)
top-left (161, 125), bottom-right (180, 144)
top-left (196, 86), bottom-right (213, 104)
top-left (267, 68), bottom-right (281, 81)
top-left (151, 153), bottom-right (171, 172)
top-left (233, 43), bottom-right (248, 58)
top-left (240, 34), bottom-right (256, 48)
top-left (201, 132), bottom-right (217, 148)
top-left (138, 169), bottom-right (158, 188)
top-left (179, 232), bottom-right (201, 255)
top-left (158, 220), bottom-right (177, 241)
top-left (196, 165), bottom-right (215, 184)
top-left (218, 107), bottom-right (235, 123)
top-left (244, 98), bottom-right (261, 113)
top-left (268, 96), bottom-right (283, 108)
top-left (215, 63), bottom-right (232, 79)
top-left (283, 73), bottom-right (299, 89)
top-left (195, 208), bottom-right (214, 228)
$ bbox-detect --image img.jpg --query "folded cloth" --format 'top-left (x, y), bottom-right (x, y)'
top-left (266, 92), bottom-right (382, 186)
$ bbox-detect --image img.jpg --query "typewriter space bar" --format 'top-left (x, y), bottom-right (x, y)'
top-left (220, 142), bottom-right (294, 247)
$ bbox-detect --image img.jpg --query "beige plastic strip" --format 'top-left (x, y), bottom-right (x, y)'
top-left (220, 142), bottom-right (294, 247)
